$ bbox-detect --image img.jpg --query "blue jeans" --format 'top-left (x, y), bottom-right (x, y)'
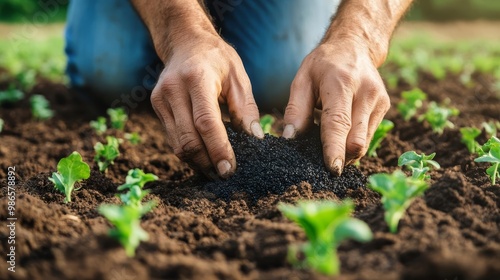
top-left (65, 0), bottom-right (338, 110)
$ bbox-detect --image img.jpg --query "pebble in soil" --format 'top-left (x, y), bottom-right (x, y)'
top-left (202, 124), bottom-right (366, 201)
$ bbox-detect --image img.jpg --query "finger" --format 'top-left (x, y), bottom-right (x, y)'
top-left (366, 93), bottom-right (391, 147)
top-left (151, 88), bottom-right (179, 152)
top-left (190, 77), bottom-right (237, 178)
top-left (320, 75), bottom-right (355, 176)
top-left (169, 86), bottom-right (214, 175)
top-left (224, 68), bottom-right (263, 139)
top-left (283, 71), bottom-right (315, 139)
top-left (345, 93), bottom-right (373, 164)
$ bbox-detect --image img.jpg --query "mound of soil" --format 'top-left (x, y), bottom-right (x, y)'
top-left (202, 124), bottom-right (364, 202)
top-left (0, 72), bottom-right (500, 280)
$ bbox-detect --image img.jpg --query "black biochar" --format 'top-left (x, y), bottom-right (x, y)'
top-left (202, 124), bottom-right (366, 201)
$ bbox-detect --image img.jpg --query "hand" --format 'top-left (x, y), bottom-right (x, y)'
top-left (151, 34), bottom-right (263, 178)
top-left (283, 40), bottom-right (390, 175)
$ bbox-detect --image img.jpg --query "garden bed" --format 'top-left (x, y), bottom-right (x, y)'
top-left (0, 72), bottom-right (499, 280)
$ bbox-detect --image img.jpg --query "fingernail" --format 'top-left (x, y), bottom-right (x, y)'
top-left (251, 121), bottom-right (264, 139)
top-left (217, 160), bottom-right (232, 177)
top-left (331, 158), bottom-right (344, 176)
top-left (283, 124), bottom-right (296, 139)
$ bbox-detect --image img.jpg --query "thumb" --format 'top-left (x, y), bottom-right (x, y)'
top-left (283, 74), bottom-right (315, 139)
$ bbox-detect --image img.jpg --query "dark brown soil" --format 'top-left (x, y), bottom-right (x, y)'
top-left (0, 72), bottom-right (499, 280)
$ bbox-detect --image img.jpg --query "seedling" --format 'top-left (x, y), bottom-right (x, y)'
top-left (125, 132), bottom-right (141, 145)
top-left (48, 151), bottom-right (90, 203)
top-left (98, 202), bottom-right (155, 257)
top-left (474, 136), bottom-right (500, 185)
top-left (418, 100), bottom-right (459, 134)
top-left (368, 170), bottom-right (429, 233)
top-left (259, 114), bottom-right (275, 135)
top-left (30, 94), bottom-right (54, 120)
top-left (482, 121), bottom-right (500, 138)
top-left (0, 88), bottom-right (24, 105)
top-left (397, 88), bottom-right (427, 121)
top-left (278, 200), bottom-right (372, 276)
top-left (94, 136), bottom-right (120, 172)
top-left (0, 118), bottom-right (3, 133)
top-left (398, 151), bottom-right (440, 181)
top-left (117, 169), bottom-right (158, 209)
top-left (107, 107), bottom-right (128, 130)
top-left (460, 127), bottom-right (481, 154)
top-left (367, 119), bottom-right (394, 157)
top-left (90, 117), bottom-right (107, 135)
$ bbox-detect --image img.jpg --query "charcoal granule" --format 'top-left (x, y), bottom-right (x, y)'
top-left (202, 124), bottom-right (366, 201)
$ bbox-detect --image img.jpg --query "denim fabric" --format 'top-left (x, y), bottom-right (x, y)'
top-left (65, 0), bottom-right (339, 109)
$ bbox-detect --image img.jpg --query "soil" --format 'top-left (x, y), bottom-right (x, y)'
top-left (0, 71), bottom-right (500, 280)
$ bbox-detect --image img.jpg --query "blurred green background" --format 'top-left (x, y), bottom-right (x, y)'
top-left (1, 0), bottom-right (500, 22)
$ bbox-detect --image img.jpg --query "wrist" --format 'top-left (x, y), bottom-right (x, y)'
top-left (322, 25), bottom-right (389, 68)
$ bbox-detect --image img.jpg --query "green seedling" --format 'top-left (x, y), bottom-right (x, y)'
top-left (30, 94), bottom-right (54, 120)
top-left (0, 118), bottom-right (4, 133)
top-left (259, 114), bottom-right (275, 135)
top-left (98, 202), bottom-right (155, 257)
top-left (0, 88), bottom-right (24, 105)
top-left (482, 121), bottom-right (500, 138)
top-left (117, 169), bottom-right (158, 208)
top-left (278, 200), bottom-right (372, 276)
top-left (90, 116), bottom-right (107, 135)
top-left (474, 136), bottom-right (500, 185)
top-left (397, 88), bottom-right (427, 121)
top-left (107, 107), bottom-right (128, 130)
top-left (367, 119), bottom-right (394, 157)
top-left (48, 151), bottom-right (90, 203)
top-left (125, 132), bottom-right (141, 145)
top-left (418, 101), bottom-right (459, 134)
top-left (460, 127), bottom-right (482, 154)
top-left (398, 151), bottom-right (440, 181)
top-left (94, 136), bottom-right (120, 172)
top-left (368, 170), bottom-right (429, 233)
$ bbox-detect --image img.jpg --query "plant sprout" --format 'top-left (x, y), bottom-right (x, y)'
top-left (30, 94), bottom-right (54, 120)
top-left (482, 121), bottom-right (500, 138)
top-left (117, 169), bottom-right (158, 209)
top-left (418, 101), bottom-right (459, 134)
top-left (107, 107), bottom-right (128, 130)
top-left (278, 200), bottom-right (372, 276)
top-left (397, 88), bottom-right (427, 121)
top-left (48, 151), bottom-right (90, 203)
top-left (368, 170), bottom-right (429, 233)
top-left (90, 116), bottom-right (107, 135)
top-left (98, 202), bottom-right (155, 257)
top-left (367, 119), bottom-right (394, 157)
top-left (398, 151), bottom-right (440, 181)
top-left (0, 88), bottom-right (24, 105)
top-left (94, 136), bottom-right (120, 172)
top-left (460, 127), bottom-right (481, 154)
top-left (475, 136), bottom-right (500, 185)
top-left (125, 132), bottom-right (141, 145)
top-left (259, 114), bottom-right (275, 135)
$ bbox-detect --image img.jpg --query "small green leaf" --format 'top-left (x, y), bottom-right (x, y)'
top-left (259, 114), bottom-right (275, 135)
top-left (30, 94), bottom-right (53, 120)
top-left (48, 151), bottom-right (90, 203)
top-left (368, 170), bottom-right (429, 233)
top-left (94, 136), bottom-right (120, 172)
top-left (460, 127), bottom-right (481, 154)
top-left (367, 119), bottom-right (394, 157)
top-left (0, 88), bottom-right (24, 105)
top-left (90, 116), bottom-right (107, 135)
top-left (107, 107), bottom-right (128, 130)
top-left (125, 132), bottom-right (141, 145)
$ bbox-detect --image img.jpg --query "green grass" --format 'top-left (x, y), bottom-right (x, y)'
top-left (0, 35), bottom-right (66, 84)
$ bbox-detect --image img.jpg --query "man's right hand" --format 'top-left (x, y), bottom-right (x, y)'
top-left (150, 33), bottom-right (263, 178)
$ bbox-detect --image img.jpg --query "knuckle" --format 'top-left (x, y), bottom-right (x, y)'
top-left (176, 133), bottom-right (204, 160)
top-left (347, 137), bottom-right (366, 158)
top-left (194, 109), bottom-right (219, 136)
top-left (323, 109), bottom-right (351, 130)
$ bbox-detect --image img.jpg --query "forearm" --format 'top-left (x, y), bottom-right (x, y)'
top-left (131, 0), bottom-right (217, 62)
top-left (323, 0), bottom-right (413, 66)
